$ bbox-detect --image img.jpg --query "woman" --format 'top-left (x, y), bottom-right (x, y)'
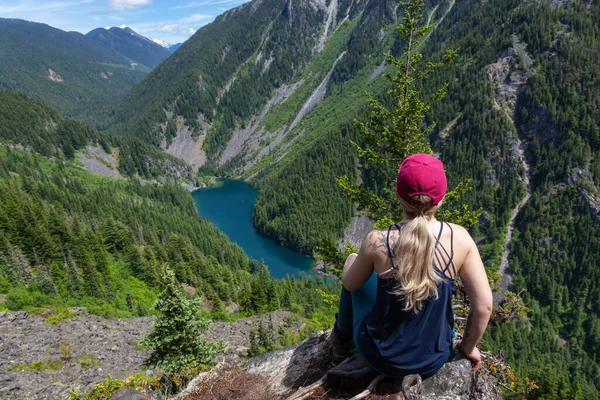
top-left (328, 153), bottom-right (493, 388)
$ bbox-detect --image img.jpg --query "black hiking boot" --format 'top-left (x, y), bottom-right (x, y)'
top-left (330, 325), bottom-right (354, 366)
top-left (327, 352), bottom-right (379, 389)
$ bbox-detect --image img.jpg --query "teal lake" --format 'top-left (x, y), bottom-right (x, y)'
top-left (192, 179), bottom-right (315, 278)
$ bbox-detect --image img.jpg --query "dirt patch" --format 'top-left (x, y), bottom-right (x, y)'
top-left (438, 115), bottom-right (461, 141)
top-left (179, 368), bottom-right (281, 400)
top-left (369, 62), bottom-right (386, 81)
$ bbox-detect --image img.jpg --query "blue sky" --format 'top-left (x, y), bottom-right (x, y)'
top-left (0, 0), bottom-right (250, 44)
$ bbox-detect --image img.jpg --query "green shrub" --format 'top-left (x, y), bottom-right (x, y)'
top-left (46, 308), bottom-right (77, 325)
top-left (68, 373), bottom-right (160, 400)
top-left (4, 288), bottom-right (50, 310)
top-left (141, 268), bottom-right (227, 374)
top-left (60, 343), bottom-right (73, 359)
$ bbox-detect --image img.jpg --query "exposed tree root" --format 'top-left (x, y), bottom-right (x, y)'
top-left (348, 374), bottom-right (386, 400)
top-left (402, 374), bottom-right (423, 400)
top-left (284, 357), bottom-right (352, 400)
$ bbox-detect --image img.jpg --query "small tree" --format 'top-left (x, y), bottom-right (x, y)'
top-left (142, 268), bottom-right (226, 374)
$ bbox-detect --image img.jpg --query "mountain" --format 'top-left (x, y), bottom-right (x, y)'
top-left (0, 18), bottom-right (147, 119)
top-left (151, 38), bottom-right (171, 48)
top-left (87, 27), bottom-right (172, 69)
top-left (151, 39), bottom-right (183, 53)
top-left (108, 0), bottom-right (600, 396)
top-left (169, 43), bottom-right (183, 52)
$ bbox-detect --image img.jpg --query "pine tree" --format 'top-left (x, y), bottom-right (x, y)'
top-left (249, 278), bottom-right (268, 314)
top-left (142, 268), bottom-right (227, 373)
top-left (248, 329), bottom-right (260, 357)
top-left (64, 250), bottom-right (84, 297)
top-left (7, 244), bottom-right (33, 285)
top-left (35, 263), bottom-right (57, 295)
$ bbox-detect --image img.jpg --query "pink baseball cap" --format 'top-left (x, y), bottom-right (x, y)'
top-left (396, 154), bottom-right (447, 206)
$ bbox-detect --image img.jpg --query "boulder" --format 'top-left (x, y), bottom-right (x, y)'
top-left (173, 330), bottom-right (501, 399)
top-left (243, 330), bottom-right (501, 399)
top-left (13, 311), bottom-right (28, 320)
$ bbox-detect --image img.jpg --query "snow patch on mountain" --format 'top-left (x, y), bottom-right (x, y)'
top-left (151, 38), bottom-right (171, 48)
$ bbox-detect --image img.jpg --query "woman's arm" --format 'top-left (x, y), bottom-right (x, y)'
top-left (457, 235), bottom-right (493, 369)
top-left (341, 231), bottom-right (377, 291)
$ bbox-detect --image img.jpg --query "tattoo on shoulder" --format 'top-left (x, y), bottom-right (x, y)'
top-left (368, 231), bottom-right (389, 256)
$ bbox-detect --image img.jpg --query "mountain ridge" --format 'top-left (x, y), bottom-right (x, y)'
top-left (0, 18), bottom-right (148, 118)
top-left (86, 26), bottom-right (172, 69)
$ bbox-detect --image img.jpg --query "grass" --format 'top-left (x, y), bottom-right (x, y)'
top-left (8, 359), bottom-right (64, 372)
top-left (68, 373), bottom-right (160, 400)
top-left (75, 354), bottom-right (103, 369)
top-left (98, 62), bottom-right (152, 74)
top-left (132, 340), bottom-right (152, 351)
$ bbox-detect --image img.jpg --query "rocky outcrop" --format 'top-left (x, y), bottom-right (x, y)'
top-left (0, 311), bottom-right (153, 400)
top-left (177, 330), bottom-right (501, 400)
top-left (77, 146), bottom-right (125, 181)
top-left (48, 68), bottom-right (64, 83)
top-left (161, 118), bottom-right (207, 171)
top-left (341, 213), bottom-right (374, 250)
top-left (287, 51), bottom-right (346, 135)
top-left (219, 81), bottom-right (304, 168)
top-left (0, 310), bottom-right (301, 400)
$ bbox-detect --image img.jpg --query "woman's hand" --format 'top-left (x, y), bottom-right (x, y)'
top-left (460, 343), bottom-right (482, 370)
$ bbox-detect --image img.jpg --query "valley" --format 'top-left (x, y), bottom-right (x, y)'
top-left (0, 0), bottom-right (599, 398)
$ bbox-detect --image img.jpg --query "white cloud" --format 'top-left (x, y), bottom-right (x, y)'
top-left (131, 14), bottom-right (212, 38)
top-left (171, 1), bottom-right (204, 9)
top-left (0, 0), bottom-right (95, 13)
top-left (172, 0), bottom-right (245, 9)
top-left (179, 14), bottom-right (212, 24)
top-left (108, 0), bottom-right (152, 10)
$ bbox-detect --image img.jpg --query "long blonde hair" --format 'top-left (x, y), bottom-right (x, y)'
top-left (392, 195), bottom-right (443, 313)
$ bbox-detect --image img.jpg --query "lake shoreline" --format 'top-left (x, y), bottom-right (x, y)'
top-left (192, 179), bottom-right (315, 279)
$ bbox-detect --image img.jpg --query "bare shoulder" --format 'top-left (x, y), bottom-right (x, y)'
top-left (445, 222), bottom-right (477, 249)
top-left (363, 229), bottom-right (390, 257)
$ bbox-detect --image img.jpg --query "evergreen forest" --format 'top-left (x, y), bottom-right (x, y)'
top-left (0, 0), bottom-right (599, 398)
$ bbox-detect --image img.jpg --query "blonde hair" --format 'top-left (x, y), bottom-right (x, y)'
top-left (392, 195), bottom-right (443, 312)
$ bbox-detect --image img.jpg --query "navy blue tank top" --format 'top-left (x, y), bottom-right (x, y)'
top-left (356, 222), bottom-right (456, 379)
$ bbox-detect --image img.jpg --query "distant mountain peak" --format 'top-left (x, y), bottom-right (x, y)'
top-left (86, 25), bottom-right (172, 68)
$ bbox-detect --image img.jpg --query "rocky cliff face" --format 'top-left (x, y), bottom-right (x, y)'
top-left (175, 330), bottom-right (501, 400)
